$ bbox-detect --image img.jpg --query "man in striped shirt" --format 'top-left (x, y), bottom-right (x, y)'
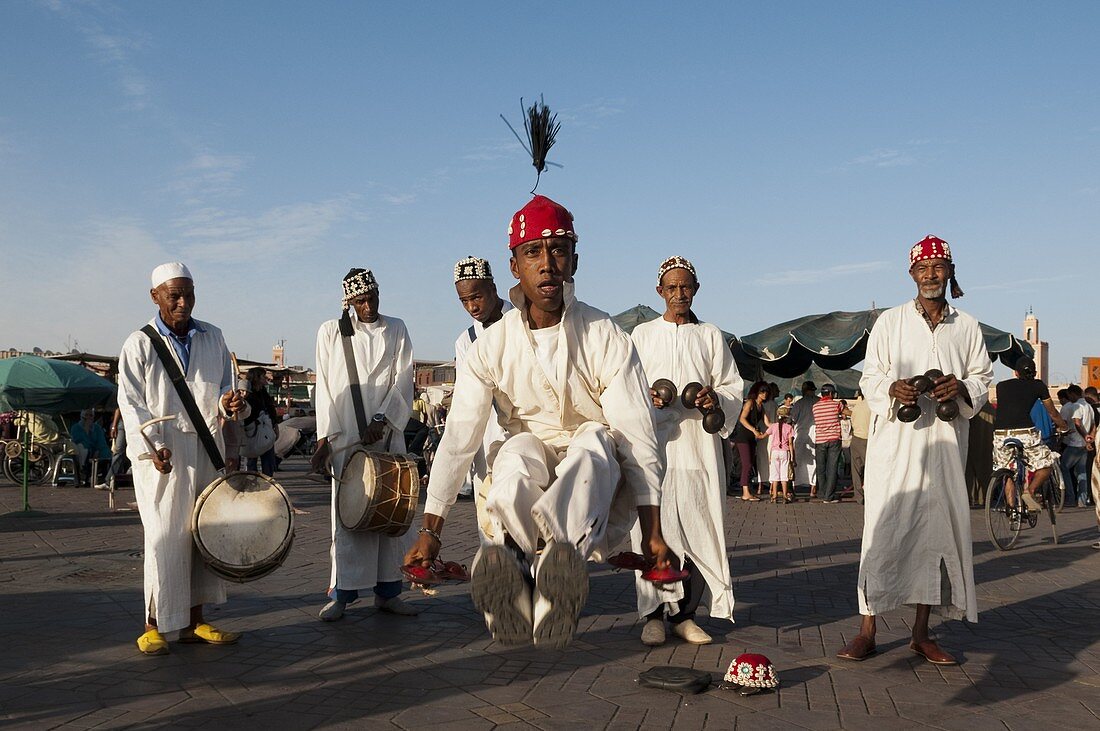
top-left (812, 384), bottom-right (847, 503)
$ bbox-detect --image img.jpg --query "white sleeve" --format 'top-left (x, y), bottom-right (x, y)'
top-left (424, 345), bottom-right (495, 520)
top-left (314, 323), bottom-right (342, 442)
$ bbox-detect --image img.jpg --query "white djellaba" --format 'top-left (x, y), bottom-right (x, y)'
top-left (629, 317), bottom-right (743, 622)
top-left (857, 301), bottom-right (993, 622)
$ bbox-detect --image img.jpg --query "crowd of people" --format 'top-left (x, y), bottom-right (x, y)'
top-left (35, 191), bottom-right (1092, 670)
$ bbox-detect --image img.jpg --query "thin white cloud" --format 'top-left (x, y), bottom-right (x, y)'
top-left (382, 193), bottom-right (417, 206)
top-left (967, 274), bottom-right (1077, 293)
top-left (165, 151), bottom-right (250, 203)
top-left (759, 261), bottom-right (889, 286)
top-left (42, 0), bottom-right (153, 110)
top-left (557, 98), bottom-right (627, 129)
top-left (462, 140), bottom-right (524, 162)
top-left (843, 149), bottom-right (916, 169)
top-left (172, 196), bottom-right (359, 262)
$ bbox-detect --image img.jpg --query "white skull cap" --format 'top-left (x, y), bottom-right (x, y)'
top-left (151, 262), bottom-right (193, 288)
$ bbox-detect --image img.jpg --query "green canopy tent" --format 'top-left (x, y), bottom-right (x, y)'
top-left (767, 365), bottom-right (864, 400)
top-left (738, 309), bottom-right (1033, 378)
top-left (0, 355), bottom-right (116, 515)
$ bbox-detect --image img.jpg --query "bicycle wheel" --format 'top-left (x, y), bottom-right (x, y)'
top-left (3, 456), bottom-right (50, 485)
top-left (1042, 482), bottom-right (1059, 544)
top-left (1048, 456), bottom-right (1066, 513)
top-left (986, 469), bottom-right (1021, 551)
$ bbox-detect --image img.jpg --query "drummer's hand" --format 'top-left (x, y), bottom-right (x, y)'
top-left (694, 386), bottom-right (718, 412)
top-left (403, 531), bottom-right (440, 568)
top-left (649, 388), bottom-right (667, 410)
top-left (221, 390), bottom-right (247, 416)
top-left (152, 447), bottom-right (173, 474)
top-left (310, 438), bottom-right (332, 473)
top-left (643, 534), bottom-right (678, 573)
top-left (889, 379), bottom-right (920, 405)
top-left (931, 373), bottom-right (960, 402)
top-left (364, 420), bottom-right (385, 444)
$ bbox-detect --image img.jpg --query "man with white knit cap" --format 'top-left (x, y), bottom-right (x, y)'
top-left (452, 255), bottom-right (512, 509)
top-left (117, 262), bottom-right (249, 655)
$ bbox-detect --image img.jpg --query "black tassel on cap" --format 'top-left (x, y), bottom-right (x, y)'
top-left (501, 96), bottom-right (562, 193)
top-left (950, 274), bottom-right (964, 299)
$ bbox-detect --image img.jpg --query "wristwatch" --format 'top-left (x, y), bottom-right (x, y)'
top-left (372, 413), bottom-right (386, 424)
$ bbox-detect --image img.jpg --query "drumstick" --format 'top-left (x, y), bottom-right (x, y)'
top-left (136, 415), bottom-right (177, 460)
top-left (230, 352), bottom-right (246, 421)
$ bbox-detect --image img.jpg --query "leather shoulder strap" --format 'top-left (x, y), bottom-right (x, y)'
top-left (467, 324), bottom-right (477, 343)
top-left (141, 324), bottom-right (226, 472)
top-left (338, 312), bottom-right (370, 441)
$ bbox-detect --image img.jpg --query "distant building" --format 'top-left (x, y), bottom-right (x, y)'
top-left (1082, 357), bottom-right (1100, 390)
top-left (272, 340), bottom-right (286, 367)
top-left (415, 360), bottom-right (455, 388)
top-left (1022, 309), bottom-right (1048, 383)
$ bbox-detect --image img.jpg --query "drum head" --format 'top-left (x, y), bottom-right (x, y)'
top-left (193, 472), bottom-right (293, 571)
top-left (338, 448), bottom-right (378, 530)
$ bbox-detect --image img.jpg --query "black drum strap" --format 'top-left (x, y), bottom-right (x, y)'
top-left (140, 324), bottom-right (226, 472)
top-left (338, 312), bottom-right (370, 442)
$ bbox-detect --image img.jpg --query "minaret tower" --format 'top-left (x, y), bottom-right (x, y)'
top-left (1022, 308), bottom-right (1048, 382)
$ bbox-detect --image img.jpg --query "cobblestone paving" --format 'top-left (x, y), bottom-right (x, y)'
top-left (2, 459), bottom-right (1098, 730)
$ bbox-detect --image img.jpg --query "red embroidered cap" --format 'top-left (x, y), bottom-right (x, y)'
top-left (723, 653), bottom-right (779, 689)
top-left (909, 235), bottom-right (953, 267)
top-left (508, 195), bottom-right (578, 250)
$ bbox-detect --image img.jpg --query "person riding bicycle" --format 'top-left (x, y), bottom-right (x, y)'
top-left (992, 356), bottom-right (1066, 511)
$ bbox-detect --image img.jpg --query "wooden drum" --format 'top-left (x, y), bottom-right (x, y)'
top-left (191, 471), bottom-right (295, 583)
top-left (337, 447), bottom-right (419, 536)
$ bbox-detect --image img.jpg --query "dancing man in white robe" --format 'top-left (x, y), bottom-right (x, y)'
top-left (837, 236), bottom-right (993, 666)
top-left (452, 255), bottom-right (513, 509)
top-left (312, 268), bottom-right (418, 621)
top-left (118, 262), bottom-right (249, 656)
top-left (630, 256), bottom-right (742, 647)
top-left (404, 195), bottom-right (677, 649)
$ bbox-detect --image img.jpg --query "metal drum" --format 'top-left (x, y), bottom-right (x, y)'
top-left (191, 471), bottom-right (295, 583)
top-left (337, 447), bottom-right (419, 536)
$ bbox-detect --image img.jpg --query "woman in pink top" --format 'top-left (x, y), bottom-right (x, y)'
top-left (766, 414), bottom-right (795, 503)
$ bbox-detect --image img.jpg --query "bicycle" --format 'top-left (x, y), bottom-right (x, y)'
top-left (986, 437), bottom-right (1059, 550)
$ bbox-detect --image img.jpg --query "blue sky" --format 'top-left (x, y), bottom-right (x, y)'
top-left (1, 1), bottom-right (1097, 383)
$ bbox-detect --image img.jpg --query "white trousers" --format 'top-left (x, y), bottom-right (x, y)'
top-left (485, 423), bottom-right (620, 561)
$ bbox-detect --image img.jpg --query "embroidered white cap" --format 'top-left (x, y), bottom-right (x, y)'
top-left (150, 262), bottom-right (193, 288)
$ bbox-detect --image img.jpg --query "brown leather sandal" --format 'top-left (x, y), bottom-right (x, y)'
top-left (837, 635), bottom-right (877, 661)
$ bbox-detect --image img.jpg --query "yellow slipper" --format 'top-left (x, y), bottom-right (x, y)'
top-left (178, 622), bottom-right (241, 645)
top-left (137, 629), bottom-right (169, 656)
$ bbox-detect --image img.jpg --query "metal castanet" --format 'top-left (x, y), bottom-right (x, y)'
top-left (337, 446), bottom-right (420, 536)
top-left (191, 470), bottom-right (295, 583)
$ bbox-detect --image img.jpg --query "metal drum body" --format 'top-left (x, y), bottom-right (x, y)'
top-left (191, 471), bottom-right (295, 583)
top-left (337, 448), bottom-right (419, 536)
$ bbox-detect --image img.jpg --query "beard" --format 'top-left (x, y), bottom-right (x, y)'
top-left (919, 284), bottom-right (946, 299)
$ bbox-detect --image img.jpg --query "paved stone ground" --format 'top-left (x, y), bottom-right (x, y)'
top-left (1, 458), bottom-right (1098, 730)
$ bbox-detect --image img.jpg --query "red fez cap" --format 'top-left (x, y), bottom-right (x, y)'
top-left (507, 195), bottom-right (577, 250)
top-left (909, 235), bottom-right (953, 267)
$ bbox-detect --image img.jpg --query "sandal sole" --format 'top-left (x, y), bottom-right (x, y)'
top-left (533, 543), bottom-right (588, 650)
top-left (470, 546), bottom-right (532, 646)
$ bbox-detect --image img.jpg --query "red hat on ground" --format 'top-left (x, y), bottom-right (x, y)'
top-left (723, 653), bottom-right (779, 689)
top-left (908, 234), bottom-right (964, 298)
top-left (508, 195), bottom-right (577, 250)
top-left (909, 235), bottom-right (953, 266)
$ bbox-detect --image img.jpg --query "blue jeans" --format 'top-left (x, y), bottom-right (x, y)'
top-left (815, 440), bottom-right (842, 501)
top-left (330, 582), bottom-right (402, 604)
top-left (247, 447), bottom-right (276, 477)
top-left (1060, 446), bottom-right (1089, 506)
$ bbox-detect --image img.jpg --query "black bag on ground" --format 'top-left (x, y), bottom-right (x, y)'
top-left (637, 666), bottom-right (712, 694)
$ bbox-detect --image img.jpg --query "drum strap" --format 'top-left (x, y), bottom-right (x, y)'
top-left (141, 324), bottom-right (227, 472)
top-left (338, 312), bottom-right (371, 442)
